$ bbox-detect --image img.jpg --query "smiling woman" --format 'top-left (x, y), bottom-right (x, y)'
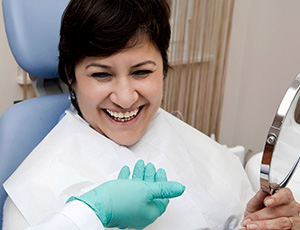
top-left (73, 42), bottom-right (164, 146)
top-left (58, 0), bottom-right (170, 147)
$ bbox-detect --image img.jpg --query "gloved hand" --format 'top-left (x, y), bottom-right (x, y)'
top-left (67, 160), bottom-right (185, 229)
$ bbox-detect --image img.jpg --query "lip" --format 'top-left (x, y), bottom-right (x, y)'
top-left (103, 105), bottom-right (144, 125)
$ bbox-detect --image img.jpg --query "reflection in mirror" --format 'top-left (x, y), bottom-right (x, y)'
top-left (260, 73), bottom-right (300, 195)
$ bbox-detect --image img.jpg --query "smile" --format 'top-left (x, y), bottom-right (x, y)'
top-left (105, 107), bottom-right (142, 122)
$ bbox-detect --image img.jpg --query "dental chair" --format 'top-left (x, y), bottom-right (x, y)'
top-left (0, 0), bottom-right (71, 226)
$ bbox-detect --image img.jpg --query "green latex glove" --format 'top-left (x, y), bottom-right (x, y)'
top-left (67, 160), bottom-right (185, 229)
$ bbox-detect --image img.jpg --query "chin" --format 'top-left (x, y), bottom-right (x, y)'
top-left (111, 134), bottom-right (142, 147)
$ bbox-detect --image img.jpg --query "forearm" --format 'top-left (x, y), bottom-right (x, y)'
top-left (26, 201), bottom-right (104, 230)
top-left (3, 197), bottom-right (103, 230)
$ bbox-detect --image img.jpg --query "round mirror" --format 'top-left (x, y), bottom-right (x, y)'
top-left (260, 73), bottom-right (300, 195)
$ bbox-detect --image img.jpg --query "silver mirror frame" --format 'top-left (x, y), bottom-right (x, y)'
top-left (260, 73), bottom-right (300, 195)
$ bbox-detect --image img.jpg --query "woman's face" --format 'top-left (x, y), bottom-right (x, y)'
top-left (74, 42), bottom-right (164, 146)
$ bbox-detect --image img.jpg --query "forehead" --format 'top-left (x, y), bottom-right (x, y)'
top-left (77, 41), bottom-right (162, 68)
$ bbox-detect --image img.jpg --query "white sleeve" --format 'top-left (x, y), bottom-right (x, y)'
top-left (26, 200), bottom-right (104, 230)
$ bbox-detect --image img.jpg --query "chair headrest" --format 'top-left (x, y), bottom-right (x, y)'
top-left (2, 0), bottom-right (70, 79)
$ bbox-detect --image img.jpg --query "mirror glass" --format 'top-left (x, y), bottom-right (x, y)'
top-left (260, 73), bottom-right (300, 195)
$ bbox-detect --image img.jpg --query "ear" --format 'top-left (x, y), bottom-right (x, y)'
top-left (68, 78), bottom-right (73, 86)
top-left (64, 64), bottom-right (74, 86)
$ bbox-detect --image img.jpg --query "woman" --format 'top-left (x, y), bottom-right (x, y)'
top-left (2, 0), bottom-right (300, 229)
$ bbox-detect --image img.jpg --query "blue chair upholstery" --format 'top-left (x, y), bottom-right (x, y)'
top-left (2, 0), bottom-right (71, 96)
top-left (2, 0), bottom-right (69, 79)
top-left (0, 95), bottom-right (70, 225)
top-left (0, 0), bottom-right (71, 226)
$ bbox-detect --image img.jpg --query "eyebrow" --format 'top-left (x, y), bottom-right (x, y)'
top-left (86, 60), bottom-right (156, 70)
top-left (130, 60), bottom-right (156, 69)
top-left (86, 63), bottom-right (112, 70)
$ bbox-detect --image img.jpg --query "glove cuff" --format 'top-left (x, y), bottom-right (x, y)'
top-left (67, 196), bottom-right (108, 226)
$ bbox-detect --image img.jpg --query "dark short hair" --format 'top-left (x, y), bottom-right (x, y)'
top-left (58, 0), bottom-right (171, 90)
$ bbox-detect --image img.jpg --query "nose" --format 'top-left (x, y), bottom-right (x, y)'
top-left (109, 78), bottom-right (139, 109)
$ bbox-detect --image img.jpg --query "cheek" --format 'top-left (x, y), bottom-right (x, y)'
top-left (75, 80), bottom-right (108, 110)
top-left (148, 76), bottom-right (163, 103)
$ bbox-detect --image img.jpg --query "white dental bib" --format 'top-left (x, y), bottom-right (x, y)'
top-left (4, 108), bottom-right (254, 229)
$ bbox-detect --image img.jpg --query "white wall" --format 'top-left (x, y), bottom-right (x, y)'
top-left (219, 0), bottom-right (300, 154)
top-left (0, 2), bottom-right (23, 116)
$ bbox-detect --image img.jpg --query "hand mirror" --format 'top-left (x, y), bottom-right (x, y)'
top-left (260, 73), bottom-right (300, 195)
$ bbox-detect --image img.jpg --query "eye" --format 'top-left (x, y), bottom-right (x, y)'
top-left (132, 70), bottom-right (153, 78)
top-left (91, 72), bottom-right (113, 80)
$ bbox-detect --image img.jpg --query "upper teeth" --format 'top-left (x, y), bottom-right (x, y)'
top-left (106, 108), bottom-right (139, 119)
